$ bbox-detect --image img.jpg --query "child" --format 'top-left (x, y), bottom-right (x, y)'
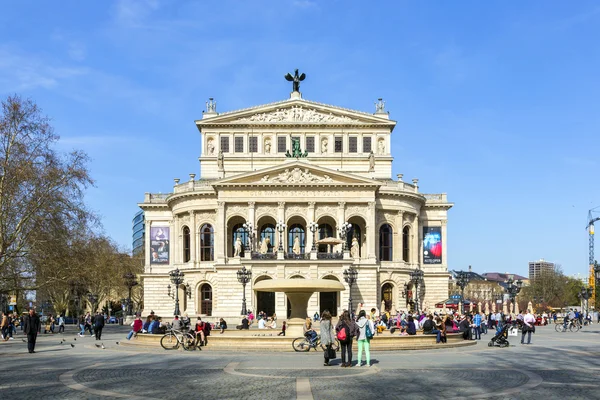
top-left (278, 321), bottom-right (286, 336)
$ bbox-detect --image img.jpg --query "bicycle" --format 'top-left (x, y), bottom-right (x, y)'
top-left (554, 320), bottom-right (579, 333)
top-left (292, 334), bottom-right (340, 352)
top-left (160, 328), bottom-right (196, 350)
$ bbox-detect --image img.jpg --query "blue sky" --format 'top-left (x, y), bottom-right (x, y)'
top-left (2, 1), bottom-right (599, 278)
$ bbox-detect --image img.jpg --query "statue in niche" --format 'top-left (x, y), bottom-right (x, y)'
top-left (259, 237), bottom-right (270, 254)
top-left (377, 140), bottom-right (385, 155)
top-left (351, 237), bottom-right (360, 259)
top-left (265, 139), bottom-right (271, 154)
top-left (321, 138), bottom-right (328, 153)
top-left (292, 236), bottom-right (301, 255)
top-left (234, 237), bottom-right (243, 257)
top-left (368, 151), bottom-right (375, 172)
top-left (207, 139), bottom-right (215, 155)
top-left (217, 150), bottom-right (224, 170)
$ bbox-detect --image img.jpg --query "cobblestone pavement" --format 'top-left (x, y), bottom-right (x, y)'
top-left (1, 323), bottom-right (600, 399)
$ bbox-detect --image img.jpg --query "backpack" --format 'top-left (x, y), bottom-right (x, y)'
top-left (365, 322), bottom-right (374, 339)
top-left (423, 319), bottom-right (434, 332)
top-left (336, 322), bottom-right (350, 342)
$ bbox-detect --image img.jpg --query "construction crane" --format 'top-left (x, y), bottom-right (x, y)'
top-left (587, 207), bottom-right (600, 309)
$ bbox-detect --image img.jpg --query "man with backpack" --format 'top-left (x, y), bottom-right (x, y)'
top-left (422, 314), bottom-right (442, 343)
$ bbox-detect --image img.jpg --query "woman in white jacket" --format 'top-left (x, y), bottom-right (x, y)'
top-left (355, 310), bottom-right (375, 367)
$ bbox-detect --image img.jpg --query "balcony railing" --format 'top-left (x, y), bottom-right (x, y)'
top-left (285, 253), bottom-right (311, 260)
top-left (317, 252), bottom-right (343, 260)
top-left (251, 252), bottom-right (277, 260)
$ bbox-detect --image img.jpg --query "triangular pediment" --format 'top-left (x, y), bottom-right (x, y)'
top-left (196, 98), bottom-right (396, 128)
top-left (213, 160), bottom-right (381, 187)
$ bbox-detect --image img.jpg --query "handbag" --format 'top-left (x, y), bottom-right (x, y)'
top-left (327, 347), bottom-right (336, 359)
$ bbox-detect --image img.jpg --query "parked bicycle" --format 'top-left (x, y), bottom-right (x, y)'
top-left (292, 334), bottom-right (340, 352)
top-left (160, 326), bottom-right (196, 350)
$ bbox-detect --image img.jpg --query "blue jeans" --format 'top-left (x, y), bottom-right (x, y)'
top-left (79, 324), bottom-right (85, 335)
top-left (427, 329), bottom-right (442, 343)
top-left (127, 330), bottom-right (136, 340)
top-left (473, 326), bottom-right (481, 340)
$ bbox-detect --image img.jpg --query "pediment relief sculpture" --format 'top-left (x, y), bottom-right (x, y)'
top-left (235, 106), bottom-right (361, 123)
top-left (260, 168), bottom-right (334, 184)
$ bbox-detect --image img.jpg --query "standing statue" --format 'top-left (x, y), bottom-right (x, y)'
top-left (260, 237), bottom-right (270, 254)
top-left (321, 138), bottom-right (328, 153)
top-left (368, 151), bottom-right (375, 172)
top-left (285, 138), bottom-right (308, 158)
top-left (377, 140), bottom-right (385, 155)
top-left (284, 69), bottom-right (306, 92)
top-left (217, 150), bottom-right (224, 170)
top-left (207, 139), bottom-right (215, 155)
top-left (264, 139), bottom-right (271, 154)
top-left (234, 237), bottom-right (243, 257)
top-left (350, 237), bottom-right (360, 258)
top-left (292, 236), bottom-right (301, 255)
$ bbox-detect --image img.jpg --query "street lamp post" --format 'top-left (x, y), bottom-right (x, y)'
top-left (237, 266), bottom-right (252, 316)
top-left (409, 268), bottom-right (425, 314)
top-left (242, 222), bottom-right (255, 252)
top-left (455, 270), bottom-right (471, 314)
top-left (343, 266), bottom-right (358, 313)
top-left (339, 222), bottom-right (352, 251)
top-left (504, 276), bottom-right (522, 314)
top-left (167, 268), bottom-right (185, 316)
top-left (308, 221), bottom-right (318, 251)
top-left (123, 272), bottom-right (139, 316)
top-left (276, 220), bottom-right (286, 252)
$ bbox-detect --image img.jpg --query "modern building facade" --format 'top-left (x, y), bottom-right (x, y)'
top-left (138, 83), bottom-right (453, 320)
top-left (528, 259), bottom-right (554, 280)
top-left (132, 210), bottom-right (145, 256)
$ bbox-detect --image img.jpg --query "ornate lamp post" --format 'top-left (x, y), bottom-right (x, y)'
top-left (167, 268), bottom-right (185, 316)
top-left (123, 272), bottom-right (139, 316)
top-left (242, 222), bottom-right (254, 252)
top-left (339, 222), bottom-right (352, 250)
top-left (409, 268), bottom-right (425, 314)
top-left (343, 266), bottom-right (358, 313)
top-left (455, 270), bottom-right (471, 314)
top-left (308, 221), bottom-right (318, 251)
top-left (504, 276), bottom-right (522, 314)
top-left (237, 266), bottom-right (252, 316)
top-left (276, 220), bottom-right (286, 252)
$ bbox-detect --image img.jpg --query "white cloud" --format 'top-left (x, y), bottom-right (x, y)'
top-left (112, 0), bottom-right (161, 27)
top-left (68, 42), bottom-right (87, 62)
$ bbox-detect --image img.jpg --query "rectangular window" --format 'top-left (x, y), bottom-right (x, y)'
top-left (363, 136), bottom-right (372, 153)
top-left (249, 136), bottom-right (258, 153)
top-left (349, 137), bottom-right (358, 153)
top-left (278, 136), bottom-right (287, 153)
top-left (334, 136), bottom-right (342, 153)
top-left (305, 136), bottom-right (315, 153)
top-left (220, 136), bottom-right (230, 153)
top-left (234, 137), bottom-right (244, 153)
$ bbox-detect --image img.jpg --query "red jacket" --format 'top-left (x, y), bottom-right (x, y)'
top-left (132, 319), bottom-right (143, 332)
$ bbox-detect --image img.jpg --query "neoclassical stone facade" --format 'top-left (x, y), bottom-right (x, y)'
top-left (139, 91), bottom-right (453, 320)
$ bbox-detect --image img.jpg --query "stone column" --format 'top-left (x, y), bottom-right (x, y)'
top-left (216, 201), bottom-right (226, 263)
top-left (144, 219), bottom-right (151, 272)
top-left (307, 202), bottom-right (316, 250)
top-left (171, 218), bottom-right (177, 265)
top-left (248, 201), bottom-right (256, 251)
top-left (278, 202), bottom-right (286, 252)
top-left (415, 215), bottom-right (421, 266)
top-left (395, 210), bottom-right (404, 263)
top-left (367, 201), bottom-right (376, 259)
top-left (337, 202), bottom-right (346, 253)
top-left (190, 210), bottom-right (196, 266)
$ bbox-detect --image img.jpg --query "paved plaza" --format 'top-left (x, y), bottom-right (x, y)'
top-left (1, 324), bottom-right (599, 399)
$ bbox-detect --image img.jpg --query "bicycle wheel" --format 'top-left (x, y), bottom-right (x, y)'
top-left (569, 323), bottom-right (580, 332)
top-left (182, 333), bottom-right (197, 351)
top-left (292, 337), bottom-right (310, 352)
top-left (555, 324), bottom-right (564, 332)
top-left (160, 332), bottom-right (180, 350)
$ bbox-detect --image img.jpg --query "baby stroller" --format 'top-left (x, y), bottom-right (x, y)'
top-left (488, 323), bottom-right (510, 348)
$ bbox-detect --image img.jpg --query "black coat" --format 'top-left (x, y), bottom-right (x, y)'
top-left (23, 314), bottom-right (40, 335)
top-left (95, 314), bottom-right (105, 327)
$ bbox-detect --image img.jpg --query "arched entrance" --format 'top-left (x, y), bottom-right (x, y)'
top-left (287, 275), bottom-right (305, 318)
top-left (381, 282), bottom-right (394, 312)
top-left (320, 275), bottom-right (339, 316)
top-left (255, 275), bottom-right (275, 317)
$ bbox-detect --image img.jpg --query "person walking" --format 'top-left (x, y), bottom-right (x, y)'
top-left (521, 309), bottom-right (536, 345)
top-left (23, 308), bottom-right (40, 353)
top-left (320, 310), bottom-right (335, 366)
top-left (58, 314), bottom-right (65, 334)
top-left (94, 312), bottom-right (105, 340)
top-left (335, 310), bottom-right (358, 367)
top-left (0, 312), bottom-right (9, 340)
top-left (356, 310), bottom-right (375, 367)
top-left (472, 312), bottom-right (482, 340)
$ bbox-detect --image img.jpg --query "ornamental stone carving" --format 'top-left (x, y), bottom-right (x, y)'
top-left (315, 204), bottom-right (337, 218)
top-left (404, 213), bottom-right (416, 224)
top-left (255, 204), bottom-right (275, 219)
top-left (226, 204), bottom-right (246, 218)
top-left (235, 106), bottom-right (361, 123)
top-left (345, 205), bottom-right (363, 218)
top-left (376, 211), bottom-right (396, 226)
top-left (260, 168), bottom-right (333, 184)
top-left (286, 204), bottom-right (305, 217)
top-left (195, 211), bottom-right (216, 224)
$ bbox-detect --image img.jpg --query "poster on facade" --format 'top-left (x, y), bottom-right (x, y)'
top-left (423, 227), bottom-right (442, 264)
top-left (150, 227), bottom-right (170, 264)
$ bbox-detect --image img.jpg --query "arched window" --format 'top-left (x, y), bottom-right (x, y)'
top-left (182, 226), bottom-right (191, 262)
top-left (260, 224), bottom-right (275, 253)
top-left (288, 224), bottom-right (306, 254)
top-left (381, 283), bottom-right (393, 312)
top-left (347, 225), bottom-right (362, 256)
top-left (232, 223), bottom-right (248, 256)
top-left (379, 224), bottom-right (393, 261)
top-left (200, 224), bottom-right (214, 261)
top-left (318, 223), bottom-right (333, 253)
top-left (200, 284), bottom-right (212, 316)
top-left (402, 226), bottom-right (410, 262)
